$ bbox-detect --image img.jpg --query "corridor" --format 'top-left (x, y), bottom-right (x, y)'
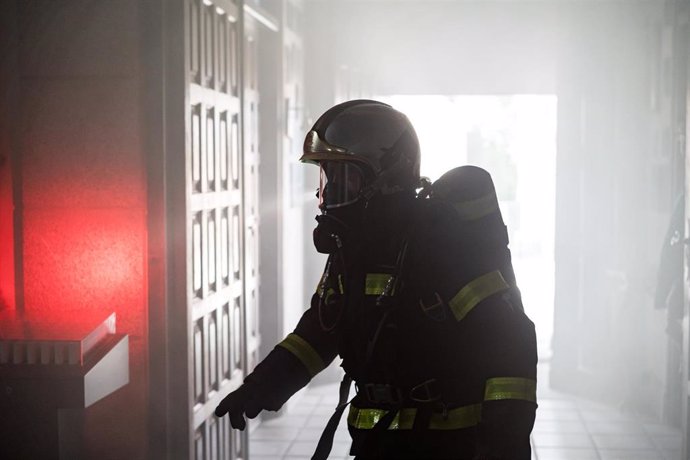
top-left (2, 1), bottom-right (689, 458)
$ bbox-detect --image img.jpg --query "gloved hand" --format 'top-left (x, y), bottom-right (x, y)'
top-left (214, 384), bottom-right (264, 430)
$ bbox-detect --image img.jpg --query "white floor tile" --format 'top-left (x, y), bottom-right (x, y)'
top-left (533, 419), bottom-right (588, 434)
top-left (249, 440), bottom-right (291, 457)
top-left (584, 420), bottom-right (646, 435)
top-left (598, 449), bottom-right (664, 460)
top-left (591, 433), bottom-right (655, 450)
top-left (533, 432), bottom-right (594, 448)
top-left (536, 447), bottom-right (599, 460)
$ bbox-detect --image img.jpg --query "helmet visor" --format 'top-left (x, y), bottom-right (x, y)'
top-left (319, 162), bottom-right (365, 210)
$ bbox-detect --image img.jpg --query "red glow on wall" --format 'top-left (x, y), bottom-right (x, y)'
top-left (22, 208), bottom-right (147, 338)
top-left (0, 152), bottom-right (15, 311)
top-left (10, 10), bottom-right (150, 455)
top-left (18, 80), bottom-right (149, 351)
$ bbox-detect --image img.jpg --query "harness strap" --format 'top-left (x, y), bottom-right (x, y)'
top-left (311, 374), bottom-right (353, 460)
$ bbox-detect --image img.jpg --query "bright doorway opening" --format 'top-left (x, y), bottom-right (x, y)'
top-left (379, 95), bottom-right (557, 358)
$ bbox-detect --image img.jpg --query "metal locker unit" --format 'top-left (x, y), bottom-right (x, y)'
top-left (186, 1), bottom-right (248, 459)
top-left (152, 0), bottom-right (251, 458)
top-left (151, 1), bottom-right (304, 457)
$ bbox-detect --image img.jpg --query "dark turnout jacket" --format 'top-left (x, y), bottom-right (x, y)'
top-left (246, 195), bottom-right (538, 460)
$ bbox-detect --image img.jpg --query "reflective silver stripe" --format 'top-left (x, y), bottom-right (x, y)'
top-left (484, 377), bottom-right (537, 403)
top-left (453, 192), bottom-right (499, 221)
top-left (276, 333), bottom-right (325, 377)
top-left (348, 404), bottom-right (482, 430)
top-left (449, 270), bottom-right (510, 322)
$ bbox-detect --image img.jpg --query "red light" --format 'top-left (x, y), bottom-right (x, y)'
top-left (0, 152), bottom-right (15, 311)
top-left (22, 209), bottom-right (146, 336)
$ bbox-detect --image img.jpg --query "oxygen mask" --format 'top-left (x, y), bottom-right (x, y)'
top-left (312, 161), bottom-right (368, 254)
top-left (313, 203), bottom-right (366, 254)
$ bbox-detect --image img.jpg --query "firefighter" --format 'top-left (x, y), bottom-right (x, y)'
top-left (215, 100), bottom-right (538, 459)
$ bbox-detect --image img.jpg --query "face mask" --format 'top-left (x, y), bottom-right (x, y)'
top-left (312, 203), bottom-right (365, 254)
top-left (313, 214), bottom-right (346, 254)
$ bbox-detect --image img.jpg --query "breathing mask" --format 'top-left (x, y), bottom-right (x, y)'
top-left (312, 161), bottom-right (367, 254)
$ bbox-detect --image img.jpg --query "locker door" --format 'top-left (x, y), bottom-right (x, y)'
top-left (242, 13), bottom-right (261, 375)
top-left (155, 2), bottom-right (275, 458)
top-left (187, 0), bottom-right (246, 460)
top-left (185, 1), bottom-right (248, 459)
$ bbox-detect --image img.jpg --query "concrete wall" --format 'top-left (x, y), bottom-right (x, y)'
top-left (5, 1), bottom-right (149, 457)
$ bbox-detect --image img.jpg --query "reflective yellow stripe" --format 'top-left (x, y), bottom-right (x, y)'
top-left (428, 404), bottom-right (482, 430)
top-left (316, 274), bottom-right (343, 296)
top-left (449, 270), bottom-right (510, 322)
top-left (365, 273), bottom-right (395, 296)
top-left (453, 192), bottom-right (499, 221)
top-left (347, 407), bottom-right (416, 430)
top-left (276, 333), bottom-right (325, 378)
top-left (484, 377), bottom-right (537, 403)
top-left (347, 404), bottom-right (482, 430)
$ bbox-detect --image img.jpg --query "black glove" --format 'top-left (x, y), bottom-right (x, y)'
top-left (214, 384), bottom-right (264, 430)
top-left (214, 345), bottom-right (315, 430)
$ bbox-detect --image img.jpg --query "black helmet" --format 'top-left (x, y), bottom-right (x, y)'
top-left (300, 100), bottom-right (420, 210)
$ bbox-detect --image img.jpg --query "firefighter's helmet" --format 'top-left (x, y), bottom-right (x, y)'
top-left (300, 100), bottom-right (420, 210)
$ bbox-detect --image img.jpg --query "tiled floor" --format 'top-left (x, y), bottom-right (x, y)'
top-left (250, 363), bottom-right (683, 460)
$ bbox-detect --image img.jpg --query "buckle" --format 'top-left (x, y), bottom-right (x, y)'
top-left (362, 383), bottom-right (402, 405)
top-left (409, 379), bottom-right (441, 403)
top-left (419, 293), bottom-right (447, 322)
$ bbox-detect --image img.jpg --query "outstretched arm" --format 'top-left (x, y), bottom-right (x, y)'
top-left (215, 292), bottom-right (341, 429)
